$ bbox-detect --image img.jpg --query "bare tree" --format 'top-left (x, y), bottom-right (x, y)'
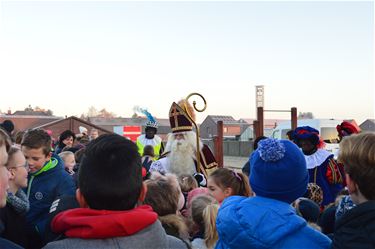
top-left (24, 105), bottom-right (33, 112)
top-left (23, 105), bottom-right (54, 116)
top-left (84, 106), bottom-right (117, 118)
top-left (298, 112), bottom-right (314, 119)
top-left (46, 109), bottom-right (53, 116)
top-left (98, 108), bottom-right (117, 118)
top-left (80, 113), bottom-right (87, 120)
top-left (87, 106), bottom-right (99, 117)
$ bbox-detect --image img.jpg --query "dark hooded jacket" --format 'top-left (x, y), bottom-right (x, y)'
top-left (332, 201), bottom-right (375, 249)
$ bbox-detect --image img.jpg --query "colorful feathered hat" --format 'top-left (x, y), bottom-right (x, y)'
top-left (133, 106), bottom-right (158, 129)
top-left (293, 126), bottom-right (323, 148)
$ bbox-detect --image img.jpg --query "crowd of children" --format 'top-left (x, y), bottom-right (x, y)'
top-left (0, 119), bottom-right (374, 249)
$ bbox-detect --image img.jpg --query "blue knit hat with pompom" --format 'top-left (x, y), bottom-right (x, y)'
top-left (250, 138), bottom-right (308, 203)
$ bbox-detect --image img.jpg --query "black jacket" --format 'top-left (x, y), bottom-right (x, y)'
top-left (0, 204), bottom-right (28, 248)
top-left (332, 200), bottom-right (375, 249)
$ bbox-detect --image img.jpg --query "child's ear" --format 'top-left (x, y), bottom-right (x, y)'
top-left (346, 173), bottom-right (357, 194)
top-left (224, 187), bottom-right (233, 197)
top-left (138, 182), bottom-right (148, 202)
top-left (46, 151), bottom-right (52, 162)
top-left (8, 168), bottom-right (16, 180)
top-left (76, 188), bottom-right (89, 208)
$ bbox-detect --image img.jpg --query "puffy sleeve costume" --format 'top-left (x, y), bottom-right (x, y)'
top-left (294, 126), bottom-right (344, 206)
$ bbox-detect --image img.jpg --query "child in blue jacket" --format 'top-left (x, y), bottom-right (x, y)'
top-left (215, 138), bottom-right (331, 249)
top-left (21, 129), bottom-right (75, 248)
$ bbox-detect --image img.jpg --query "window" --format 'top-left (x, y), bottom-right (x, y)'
top-left (272, 130), bottom-right (280, 139)
top-left (321, 127), bottom-right (339, 143)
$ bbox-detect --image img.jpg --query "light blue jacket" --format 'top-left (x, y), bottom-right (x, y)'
top-left (215, 196), bottom-right (331, 249)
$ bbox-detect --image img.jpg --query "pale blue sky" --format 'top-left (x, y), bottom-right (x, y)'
top-left (0, 1), bottom-right (373, 123)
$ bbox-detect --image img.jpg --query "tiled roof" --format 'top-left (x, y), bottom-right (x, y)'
top-left (35, 116), bottom-right (112, 134)
top-left (207, 115), bottom-right (242, 125)
top-left (13, 111), bottom-right (51, 116)
top-left (88, 117), bottom-right (170, 127)
top-left (0, 115), bottom-right (62, 132)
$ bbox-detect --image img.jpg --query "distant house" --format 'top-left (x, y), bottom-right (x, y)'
top-left (12, 110), bottom-right (52, 116)
top-left (0, 114), bottom-right (62, 133)
top-left (360, 119), bottom-right (375, 132)
top-left (35, 116), bottom-right (112, 141)
top-left (238, 126), bottom-right (254, 141)
top-left (200, 115), bottom-right (250, 140)
top-left (88, 117), bottom-right (171, 141)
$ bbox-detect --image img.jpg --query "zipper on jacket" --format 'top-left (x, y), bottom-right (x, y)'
top-left (26, 158), bottom-right (58, 199)
top-left (27, 175), bottom-right (35, 199)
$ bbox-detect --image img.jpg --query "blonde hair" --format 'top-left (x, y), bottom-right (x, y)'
top-left (338, 132), bottom-right (375, 200)
top-left (5, 146), bottom-right (21, 167)
top-left (191, 195), bottom-right (219, 249)
top-left (58, 151), bottom-right (75, 162)
top-left (178, 174), bottom-right (198, 192)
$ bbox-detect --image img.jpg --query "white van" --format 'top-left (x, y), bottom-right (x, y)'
top-left (271, 119), bottom-right (343, 156)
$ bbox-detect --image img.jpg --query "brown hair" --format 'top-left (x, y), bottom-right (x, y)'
top-left (338, 132), bottom-right (375, 200)
top-left (178, 174), bottom-right (198, 192)
top-left (144, 178), bottom-right (180, 216)
top-left (14, 131), bottom-right (26, 145)
top-left (209, 168), bottom-right (252, 197)
top-left (21, 129), bottom-right (51, 155)
top-left (191, 195), bottom-right (219, 249)
top-left (142, 145), bottom-right (155, 157)
top-left (74, 147), bottom-right (85, 163)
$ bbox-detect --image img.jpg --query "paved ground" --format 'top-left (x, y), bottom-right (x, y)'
top-left (223, 156), bottom-right (248, 170)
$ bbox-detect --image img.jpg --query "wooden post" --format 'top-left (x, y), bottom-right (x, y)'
top-left (253, 120), bottom-right (259, 139)
top-left (257, 107), bottom-right (264, 137)
top-left (215, 121), bottom-right (224, 168)
top-left (291, 107), bottom-right (297, 131)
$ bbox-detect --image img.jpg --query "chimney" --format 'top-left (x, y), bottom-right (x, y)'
top-left (7, 108), bottom-right (11, 115)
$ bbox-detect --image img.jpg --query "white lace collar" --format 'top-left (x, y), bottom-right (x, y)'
top-left (304, 149), bottom-right (332, 169)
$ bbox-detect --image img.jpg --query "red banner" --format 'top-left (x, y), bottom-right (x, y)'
top-left (123, 126), bottom-right (141, 142)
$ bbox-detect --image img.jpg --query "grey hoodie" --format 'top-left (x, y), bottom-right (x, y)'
top-left (43, 220), bottom-right (188, 249)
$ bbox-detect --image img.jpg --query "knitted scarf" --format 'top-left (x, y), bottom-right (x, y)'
top-left (7, 189), bottom-right (30, 215)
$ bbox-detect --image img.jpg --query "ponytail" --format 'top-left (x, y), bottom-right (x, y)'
top-left (191, 195), bottom-right (219, 249)
top-left (236, 172), bottom-right (253, 197)
top-left (203, 203), bottom-right (219, 249)
top-left (210, 168), bottom-right (252, 197)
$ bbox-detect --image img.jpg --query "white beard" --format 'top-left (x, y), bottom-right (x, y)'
top-left (168, 139), bottom-right (196, 176)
